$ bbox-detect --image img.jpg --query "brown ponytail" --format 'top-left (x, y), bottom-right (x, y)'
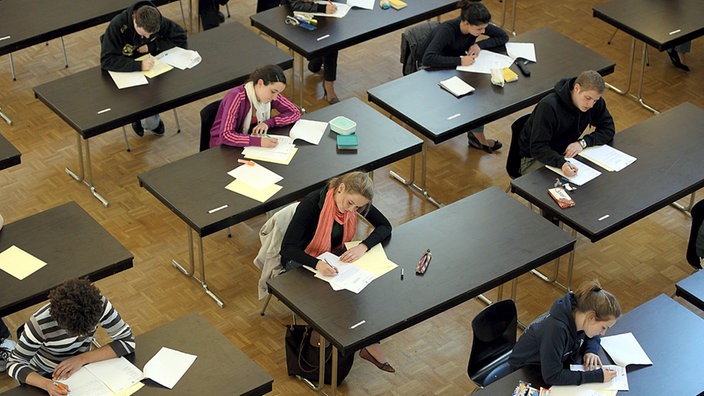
top-left (574, 279), bottom-right (621, 321)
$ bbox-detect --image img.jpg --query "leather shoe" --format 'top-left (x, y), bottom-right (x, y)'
top-left (468, 133), bottom-right (502, 153)
top-left (131, 121), bottom-right (144, 137)
top-left (151, 120), bottom-right (165, 135)
top-left (359, 347), bottom-right (395, 373)
top-left (667, 49), bottom-right (690, 72)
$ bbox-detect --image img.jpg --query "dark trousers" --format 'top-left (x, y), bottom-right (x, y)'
top-left (0, 319), bottom-right (9, 340)
top-left (310, 51), bottom-right (339, 82)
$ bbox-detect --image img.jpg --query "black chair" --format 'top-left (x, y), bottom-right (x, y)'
top-left (686, 200), bottom-right (704, 270)
top-left (506, 113), bottom-right (531, 180)
top-left (467, 299), bottom-right (518, 390)
top-left (256, 0), bottom-right (280, 13)
top-left (199, 100), bottom-right (221, 152)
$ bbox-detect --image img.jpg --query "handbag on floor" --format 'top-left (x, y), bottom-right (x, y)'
top-left (284, 324), bottom-right (355, 386)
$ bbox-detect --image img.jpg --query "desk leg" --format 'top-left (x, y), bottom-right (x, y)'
top-left (171, 226), bottom-right (225, 307)
top-left (498, 0), bottom-right (518, 36)
top-left (9, 53), bottom-right (16, 81)
top-left (389, 145), bottom-right (443, 207)
top-left (531, 227), bottom-right (575, 292)
top-left (671, 192), bottom-right (696, 214)
top-left (65, 135), bottom-right (109, 207)
top-left (0, 106), bottom-right (12, 125)
top-left (605, 38), bottom-right (659, 114)
top-left (298, 53), bottom-right (306, 113)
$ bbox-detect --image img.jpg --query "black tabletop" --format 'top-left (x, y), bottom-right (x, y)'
top-left (367, 27), bottom-right (616, 144)
top-left (0, 201), bottom-right (133, 317)
top-left (675, 269), bottom-right (704, 312)
top-left (32, 22), bottom-right (293, 139)
top-left (0, 133), bottom-right (21, 170)
top-left (474, 294), bottom-right (704, 395)
top-left (593, 0), bottom-right (704, 51)
top-left (0, 0), bottom-right (172, 56)
top-left (0, 313), bottom-right (273, 396)
top-left (511, 102), bottom-right (704, 243)
top-left (268, 187), bottom-right (575, 355)
top-left (138, 97), bottom-right (423, 237)
top-left (250, 0), bottom-right (457, 59)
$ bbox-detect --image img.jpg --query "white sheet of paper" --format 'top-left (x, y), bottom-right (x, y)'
top-left (83, 357), bottom-right (144, 393)
top-left (456, 50), bottom-right (514, 74)
top-left (143, 347), bottom-right (197, 389)
top-left (578, 145), bottom-right (637, 172)
top-left (290, 119), bottom-right (328, 145)
top-left (108, 71), bottom-right (148, 89)
top-left (600, 332), bottom-right (653, 366)
top-left (61, 366), bottom-right (114, 396)
top-left (506, 42), bottom-right (537, 62)
top-left (545, 157), bottom-right (602, 186)
top-left (347, 0), bottom-right (374, 9)
top-left (227, 162), bottom-right (283, 190)
top-left (568, 364), bottom-right (628, 391)
top-left (156, 47), bottom-right (202, 70)
top-left (296, 2), bottom-right (351, 18)
top-left (244, 147), bottom-right (298, 165)
top-left (548, 385), bottom-right (617, 396)
top-left (439, 76), bottom-right (475, 97)
top-left (0, 245), bottom-right (47, 280)
top-left (314, 252), bottom-right (375, 293)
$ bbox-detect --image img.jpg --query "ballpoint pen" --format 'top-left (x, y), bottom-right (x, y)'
top-left (54, 382), bottom-right (68, 392)
top-left (323, 259), bottom-right (338, 274)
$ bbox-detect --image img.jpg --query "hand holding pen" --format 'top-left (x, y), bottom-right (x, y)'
top-left (316, 259), bottom-right (338, 276)
top-left (326, 0), bottom-right (337, 14)
top-left (562, 160), bottom-right (578, 177)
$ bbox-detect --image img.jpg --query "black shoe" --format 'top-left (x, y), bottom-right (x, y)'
top-left (468, 133), bottom-right (502, 153)
top-left (218, 11), bottom-right (225, 23)
top-left (667, 49), bottom-right (690, 72)
top-left (151, 120), bottom-right (165, 135)
top-left (308, 58), bottom-right (322, 73)
top-left (131, 121), bottom-right (144, 137)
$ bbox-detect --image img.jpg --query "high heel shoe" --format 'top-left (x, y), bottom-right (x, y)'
top-left (323, 82), bottom-right (340, 104)
top-left (359, 347), bottom-right (395, 373)
top-left (667, 49), bottom-right (690, 72)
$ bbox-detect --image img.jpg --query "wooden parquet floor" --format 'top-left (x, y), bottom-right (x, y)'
top-left (1, 1), bottom-right (703, 394)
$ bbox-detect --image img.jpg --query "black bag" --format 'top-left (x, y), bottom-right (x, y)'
top-left (284, 324), bottom-right (354, 386)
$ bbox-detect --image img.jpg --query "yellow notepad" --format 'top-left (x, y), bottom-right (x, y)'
top-left (389, 0), bottom-right (406, 9)
top-left (503, 68), bottom-right (519, 82)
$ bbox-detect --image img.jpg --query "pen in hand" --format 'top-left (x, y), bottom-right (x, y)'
top-left (323, 259), bottom-right (338, 274)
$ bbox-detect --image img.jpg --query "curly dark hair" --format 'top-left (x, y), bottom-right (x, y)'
top-left (48, 279), bottom-right (103, 336)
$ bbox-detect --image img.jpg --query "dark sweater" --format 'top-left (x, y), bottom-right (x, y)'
top-left (508, 293), bottom-right (604, 386)
top-left (280, 187), bottom-right (392, 269)
top-left (100, 1), bottom-right (187, 72)
top-left (417, 17), bottom-right (509, 68)
top-left (518, 77), bottom-right (615, 168)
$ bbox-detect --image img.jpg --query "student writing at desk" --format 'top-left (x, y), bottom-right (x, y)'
top-left (209, 64), bottom-right (301, 148)
top-left (280, 171), bottom-right (396, 373)
top-left (518, 70), bottom-right (615, 177)
top-left (100, 1), bottom-right (187, 137)
top-left (508, 280), bottom-right (621, 386)
top-left (281, 0), bottom-right (341, 104)
top-left (417, 0), bottom-right (508, 154)
top-left (7, 279), bottom-right (135, 396)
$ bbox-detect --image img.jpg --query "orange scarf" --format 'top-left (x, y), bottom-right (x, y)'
top-left (305, 188), bottom-right (357, 258)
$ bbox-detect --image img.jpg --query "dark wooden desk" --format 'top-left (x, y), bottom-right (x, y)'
top-left (138, 97), bottom-right (423, 306)
top-left (367, 27), bottom-right (615, 205)
top-left (0, 202), bottom-right (133, 317)
top-left (676, 270), bottom-right (704, 312)
top-left (33, 22), bottom-right (293, 207)
top-left (0, 133), bottom-right (20, 170)
top-left (0, 0), bottom-right (178, 80)
top-left (593, 0), bottom-right (704, 113)
top-left (0, 313), bottom-right (273, 396)
top-left (268, 187), bottom-right (575, 394)
top-left (475, 295), bottom-right (704, 396)
top-left (250, 0), bottom-right (457, 107)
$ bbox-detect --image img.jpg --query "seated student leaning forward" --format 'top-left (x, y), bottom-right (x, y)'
top-left (279, 171), bottom-right (396, 373)
top-left (7, 279), bottom-right (135, 396)
top-left (508, 279), bottom-right (621, 386)
top-left (209, 64), bottom-right (301, 148)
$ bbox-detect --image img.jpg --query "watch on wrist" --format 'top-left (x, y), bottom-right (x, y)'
top-left (579, 139), bottom-right (587, 149)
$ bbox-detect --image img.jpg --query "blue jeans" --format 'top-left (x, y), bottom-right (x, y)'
top-left (140, 114), bottom-right (161, 130)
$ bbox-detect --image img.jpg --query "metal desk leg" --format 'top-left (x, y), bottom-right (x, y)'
top-left (60, 37), bottom-right (68, 68)
top-left (171, 226), bottom-right (225, 307)
top-left (9, 53), bottom-right (16, 80)
top-left (298, 53), bottom-right (306, 113)
top-left (671, 192), bottom-right (696, 214)
top-left (605, 38), bottom-right (659, 114)
top-left (499, 0), bottom-right (518, 36)
top-left (389, 145), bottom-right (443, 207)
top-left (531, 227), bottom-right (575, 292)
top-left (0, 106), bottom-right (12, 125)
top-left (65, 134), bottom-right (109, 207)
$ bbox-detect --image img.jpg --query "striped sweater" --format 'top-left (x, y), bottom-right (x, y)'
top-left (209, 84), bottom-right (301, 148)
top-left (7, 297), bottom-right (135, 383)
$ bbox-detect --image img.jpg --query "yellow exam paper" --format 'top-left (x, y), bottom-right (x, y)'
top-left (225, 179), bottom-right (282, 202)
top-left (344, 241), bottom-right (398, 278)
top-left (115, 382), bottom-right (144, 396)
top-left (0, 245), bottom-right (48, 280)
top-left (137, 54), bottom-right (174, 78)
top-left (245, 147), bottom-right (298, 165)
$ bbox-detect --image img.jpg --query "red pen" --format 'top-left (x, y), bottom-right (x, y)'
top-left (237, 159), bottom-right (255, 166)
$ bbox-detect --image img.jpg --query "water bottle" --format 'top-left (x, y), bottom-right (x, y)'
top-left (380, 0), bottom-right (390, 9)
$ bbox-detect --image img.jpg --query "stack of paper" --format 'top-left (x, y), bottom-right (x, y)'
top-left (306, 243), bottom-right (397, 293)
top-left (456, 42), bottom-right (537, 75)
top-left (156, 47), bottom-right (202, 70)
top-left (225, 161), bottom-right (283, 202)
top-left (295, 2), bottom-right (351, 18)
top-left (578, 145), bottom-right (637, 172)
top-left (0, 245), bottom-right (47, 280)
top-left (439, 76), bottom-right (475, 97)
top-left (600, 332), bottom-right (653, 366)
top-left (242, 119), bottom-right (327, 164)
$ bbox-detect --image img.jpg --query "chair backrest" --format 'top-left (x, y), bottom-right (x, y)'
top-left (199, 100), bottom-right (222, 152)
top-left (686, 199), bottom-right (704, 269)
top-left (506, 114), bottom-right (531, 179)
top-left (256, 0), bottom-right (280, 13)
top-left (467, 299), bottom-right (518, 387)
top-left (400, 20), bottom-right (440, 76)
